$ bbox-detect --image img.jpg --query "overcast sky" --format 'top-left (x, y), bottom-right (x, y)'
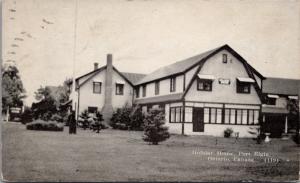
top-left (3, 0), bottom-right (300, 105)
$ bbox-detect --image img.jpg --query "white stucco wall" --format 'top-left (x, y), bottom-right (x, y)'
top-left (136, 74), bottom-right (184, 99)
top-left (185, 50), bottom-right (261, 105)
top-left (78, 70), bottom-right (106, 115)
top-left (183, 123), bottom-right (259, 138)
top-left (77, 69), bottom-right (134, 115)
top-left (111, 71), bottom-right (133, 109)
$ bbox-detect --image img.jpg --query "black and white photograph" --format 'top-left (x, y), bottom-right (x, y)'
top-left (2, 0), bottom-right (300, 182)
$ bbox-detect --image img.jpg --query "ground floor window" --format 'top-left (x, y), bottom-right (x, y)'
top-left (199, 107), bottom-right (259, 125)
top-left (170, 107), bottom-right (182, 123)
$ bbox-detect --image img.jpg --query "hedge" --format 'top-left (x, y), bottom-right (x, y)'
top-left (26, 120), bottom-right (64, 131)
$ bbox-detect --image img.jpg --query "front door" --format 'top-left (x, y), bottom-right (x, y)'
top-left (193, 107), bottom-right (204, 132)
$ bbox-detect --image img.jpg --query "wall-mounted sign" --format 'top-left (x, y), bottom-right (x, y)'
top-left (218, 78), bottom-right (231, 85)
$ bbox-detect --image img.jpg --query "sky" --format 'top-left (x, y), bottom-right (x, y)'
top-left (3, 0), bottom-right (300, 106)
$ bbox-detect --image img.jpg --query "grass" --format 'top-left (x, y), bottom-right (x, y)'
top-left (2, 122), bottom-right (299, 182)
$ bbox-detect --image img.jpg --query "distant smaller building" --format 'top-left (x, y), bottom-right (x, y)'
top-left (261, 78), bottom-right (300, 137)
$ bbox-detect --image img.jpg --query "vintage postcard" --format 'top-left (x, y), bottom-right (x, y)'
top-left (2, 0), bottom-right (300, 182)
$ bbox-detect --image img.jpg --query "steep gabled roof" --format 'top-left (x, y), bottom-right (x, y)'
top-left (121, 72), bottom-right (146, 84)
top-left (136, 44), bottom-right (264, 85)
top-left (262, 77), bottom-right (300, 95)
top-left (135, 93), bottom-right (183, 104)
top-left (75, 65), bottom-right (146, 89)
top-left (136, 46), bottom-right (222, 85)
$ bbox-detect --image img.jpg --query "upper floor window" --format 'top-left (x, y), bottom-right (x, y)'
top-left (142, 85), bottom-right (147, 97)
top-left (135, 87), bottom-right (140, 98)
top-left (116, 83), bottom-right (124, 95)
top-left (266, 94), bottom-right (278, 105)
top-left (170, 77), bottom-right (176, 92)
top-left (223, 54), bottom-right (228, 63)
top-left (155, 81), bottom-right (160, 95)
top-left (93, 82), bottom-right (102, 94)
top-left (197, 79), bottom-right (212, 91)
top-left (236, 81), bottom-right (251, 93)
top-left (236, 77), bottom-right (254, 94)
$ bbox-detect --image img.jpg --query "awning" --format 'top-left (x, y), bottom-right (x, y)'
top-left (288, 96), bottom-right (298, 100)
top-left (116, 81), bottom-right (126, 84)
top-left (197, 74), bottom-right (215, 80)
top-left (237, 77), bottom-right (255, 83)
top-left (267, 94), bottom-right (279, 98)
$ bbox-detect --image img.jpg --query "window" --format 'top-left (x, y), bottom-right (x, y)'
top-left (155, 81), bottom-right (160, 95)
top-left (224, 109), bottom-right (230, 124)
top-left (204, 108), bottom-right (210, 123)
top-left (201, 107), bottom-right (259, 125)
top-left (142, 85), bottom-right (146, 97)
top-left (236, 81), bottom-right (251, 93)
top-left (266, 97), bottom-right (276, 105)
top-left (170, 77), bottom-right (176, 92)
top-left (197, 79), bottom-right (212, 91)
top-left (169, 107), bottom-right (182, 123)
top-left (88, 107), bottom-right (98, 113)
top-left (223, 54), bottom-right (227, 63)
top-left (185, 107), bottom-right (193, 122)
top-left (93, 82), bottom-right (101, 93)
top-left (135, 87), bottom-right (140, 98)
top-left (116, 83), bottom-right (124, 95)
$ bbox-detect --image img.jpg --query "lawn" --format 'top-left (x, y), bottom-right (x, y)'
top-left (2, 122), bottom-right (299, 182)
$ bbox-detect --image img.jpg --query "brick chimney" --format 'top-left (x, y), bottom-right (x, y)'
top-left (101, 54), bottom-right (114, 125)
top-left (94, 63), bottom-right (99, 70)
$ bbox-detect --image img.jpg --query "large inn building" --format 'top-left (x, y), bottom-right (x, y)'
top-left (71, 45), bottom-right (300, 138)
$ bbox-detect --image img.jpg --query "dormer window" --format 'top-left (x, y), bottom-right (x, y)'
top-left (223, 54), bottom-right (227, 63)
top-left (236, 77), bottom-right (255, 94)
top-left (266, 94), bottom-right (278, 105)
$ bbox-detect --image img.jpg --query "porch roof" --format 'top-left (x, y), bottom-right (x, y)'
top-left (134, 93), bottom-right (183, 104)
top-left (261, 106), bottom-right (289, 114)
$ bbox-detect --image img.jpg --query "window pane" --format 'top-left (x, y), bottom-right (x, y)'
top-left (242, 110), bottom-right (248, 124)
top-left (93, 82), bottom-right (101, 93)
top-left (170, 108), bottom-right (175, 122)
top-left (224, 109), bottom-right (230, 124)
top-left (198, 81), bottom-right (204, 90)
top-left (254, 110), bottom-right (259, 124)
top-left (236, 110), bottom-right (242, 124)
top-left (216, 109), bottom-right (222, 123)
top-left (230, 109), bottom-right (236, 124)
top-left (185, 107), bottom-right (193, 122)
top-left (248, 110), bottom-right (254, 125)
top-left (204, 108), bottom-right (209, 123)
top-left (176, 107), bottom-right (181, 122)
top-left (210, 108), bottom-right (216, 123)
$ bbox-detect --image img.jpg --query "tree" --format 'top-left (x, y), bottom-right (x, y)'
top-left (143, 108), bottom-right (170, 145)
top-left (2, 65), bottom-right (26, 112)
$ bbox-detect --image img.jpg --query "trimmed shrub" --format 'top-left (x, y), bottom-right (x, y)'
top-left (26, 120), bottom-right (64, 131)
top-left (50, 114), bottom-right (63, 122)
top-left (21, 107), bottom-right (33, 124)
top-left (110, 105), bottom-right (145, 130)
top-left (224, 128), bottom-right (233, 138)
top-left (143, 108), bottom-right (170, 145)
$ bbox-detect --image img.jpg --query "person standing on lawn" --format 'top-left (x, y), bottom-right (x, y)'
top-left (68, 107), bottom-right (77, 134)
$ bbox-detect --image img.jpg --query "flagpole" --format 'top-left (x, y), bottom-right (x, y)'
top-left (72, 0), bottom-right (78, 116)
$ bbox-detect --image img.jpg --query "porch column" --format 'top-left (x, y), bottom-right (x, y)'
top-left (285, 115), bottom-right (288, 134)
